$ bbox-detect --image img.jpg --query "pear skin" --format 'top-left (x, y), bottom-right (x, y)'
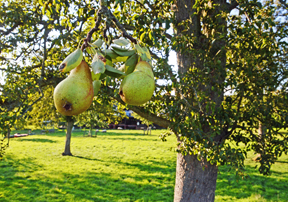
top-left (54, 60), bottom-right (94, 116)
top-left (119, 61), bottom-right (155, 105)
top-left (134, 61), bottom-right (154, 78)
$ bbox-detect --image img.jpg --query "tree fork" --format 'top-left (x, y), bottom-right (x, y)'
top-left (81, 3), bottom-right (137, 51)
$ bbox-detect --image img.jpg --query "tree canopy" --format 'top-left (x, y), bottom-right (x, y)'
top-left (1, 0), bottom-right (288, 201)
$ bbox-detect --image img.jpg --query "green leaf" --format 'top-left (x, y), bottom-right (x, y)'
top-left (111, 46), bottom-right (135, 57)
top-left (86, 46), bottom-right (97, 56)
top-left (134, 44), bottom-right (144, 55)
top-left (105, 64), bottom-right (126, 78)
top-left (124, 53), bottom-right (138, 74)
top-left (93, 80), bottom-right (101, 96)
top-left (113, 38), bottom-right (130, 46)
top-left (91, 60), bottom-right (105, 74)
top-left (140, 32), bottom-right (146, 42)
top-left (91, 72), bottom-right (101, 81)
top-left (91, 38), bottom-right (104, 48)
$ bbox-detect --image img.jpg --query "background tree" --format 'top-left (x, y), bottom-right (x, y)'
top-left (1, 0), bottom-right (288, 201)
top-left (76, 98), bottom-right (127, 134)
top-left (26, 87), bottom-right (63, 129)
top-left (132, 112), bottom-right (153, 134)
top-left (0, 0), bottom-right (99, 156)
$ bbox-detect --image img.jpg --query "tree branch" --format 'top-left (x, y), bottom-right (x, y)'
top-left (0, 22), bottom-right (23, 35)
top-left (113, 96), bottom-right (172, 129)
top-left (81, 5), bottom-right (137, 51)
top-left (227, 0), bottom-right (239, 12)
top-left (81, 9), bottom-right (103, 51)
top-left (109, 9), bottom-right (137, 44)
top-left (0, 68), bottom-right (21, 75)
top-left (278, 0), bottom-right (288, 8)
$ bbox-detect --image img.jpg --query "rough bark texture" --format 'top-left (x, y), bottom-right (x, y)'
top-left (173, 0), bottom-right (226, 200)
top-left (174, 153), bottom-right (218, 202)
top-left (62, 116), bottom-right (74, 156)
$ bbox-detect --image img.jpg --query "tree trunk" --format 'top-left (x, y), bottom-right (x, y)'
top-left (62, 116), bottom-right (74, 156)
top-left (253, 121), bottom-right (267, 161)
top-left (172, 0), bottom-right (227, 200)
top-left (174, 153), bottom-right (218, 202)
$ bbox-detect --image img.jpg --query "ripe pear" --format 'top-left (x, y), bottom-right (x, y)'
top-left (133, 61), bottom-right (154, 78)
top-left (54, 60), bottom-right (94, 116)
top-left (119, 61), bottom-right (155, 105)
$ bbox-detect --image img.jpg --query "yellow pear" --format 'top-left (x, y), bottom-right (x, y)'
top-left (119, 61), bottom-right (155, 105)
top-left (54, 60), bottom-right (94, 116)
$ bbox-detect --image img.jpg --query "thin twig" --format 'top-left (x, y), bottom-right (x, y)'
top-left (81, 10), bottom-right (103, 51)
top-left (81, 5), bottom-right (137, 51)
top-left (244, 12), bottom-right (252, 24)
top-left (108, 10), bottom-right (137, 44)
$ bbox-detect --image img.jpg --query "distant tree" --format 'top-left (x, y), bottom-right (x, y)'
top-left (76, 99), bottom-right (127, 133)
top-left (25, 86), bottom-right (126, 156)
top-left (26, 87), bottom-right (62, 129)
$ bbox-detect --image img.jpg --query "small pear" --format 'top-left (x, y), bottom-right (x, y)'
top-left (54, 60), bottom-right (94, 116)
top-left (119, 61), bottom-right (155, 105)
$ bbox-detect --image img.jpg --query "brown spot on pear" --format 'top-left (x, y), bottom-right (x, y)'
top-left (119, 68), bottom-right (155, 106)
top-left (54, 60), bottom-right (94, 116)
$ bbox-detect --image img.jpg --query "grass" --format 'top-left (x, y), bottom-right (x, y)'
top-left (0, 129), bottom-right (287, 202)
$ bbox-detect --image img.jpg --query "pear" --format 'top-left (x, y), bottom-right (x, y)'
top-left (119, 61), bottom-right (155, 105)
top-left (54, 60), bottom-right (94, 116)
top-left (133, 61), bottom-right (154, 78)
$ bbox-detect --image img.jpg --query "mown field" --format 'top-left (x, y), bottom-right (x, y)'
top-left (0, 129), bottom-right (287, 202)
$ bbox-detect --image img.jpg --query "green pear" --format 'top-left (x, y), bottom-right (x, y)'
top-left (119, 61), bottom-right (155, 105)
top-left (134, 61), bottom-right (154, 78)
top-left (54, 60), bottom-right (94, 116)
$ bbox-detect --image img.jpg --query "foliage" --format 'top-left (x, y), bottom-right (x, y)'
top-left (0, 0), bottom-right (94, 155)
top-left (75, 98), bottom-right (127, 131)
top-left (132, 111), bottom-right (153, 127)
top-left (26, 87), bottom-right (64, 128)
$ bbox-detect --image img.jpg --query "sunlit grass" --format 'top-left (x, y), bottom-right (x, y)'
top-left (0, 129), bottom-right (287, 201)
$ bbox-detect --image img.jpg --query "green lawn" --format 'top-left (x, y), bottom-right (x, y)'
top-left (0, 129), bottom-right (287, 201)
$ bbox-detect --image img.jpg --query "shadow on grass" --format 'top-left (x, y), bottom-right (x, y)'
top-left (0, 155), bottom-right (174, 202)
top-left (16, 138), bottom-right (57, 143)
top-left (276, 160), bottom-right (288, 164)
top-left (216, 164), bottom-right (288, 201)
top-left (10, 130), bottom-right (163, 139)
top-left (100, 137), bottom-right (159, 142)
top-left (72, 155), bottom-right (105, 162)
top-left (104, 131), bottom-right (153, 136)
top-left (72, 155), bottom-right (175, 175)
top-left (2, 152), bottom-right (287, 201)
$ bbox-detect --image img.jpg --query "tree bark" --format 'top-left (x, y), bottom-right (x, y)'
top-left (174, 153), bottom-right (218, 202)
top-left (253, 121), bottom-right (267, 161)
top-left (173, 0), bottom-right (226, 200)
top-left (62, 116), bottom-right (74, 156)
